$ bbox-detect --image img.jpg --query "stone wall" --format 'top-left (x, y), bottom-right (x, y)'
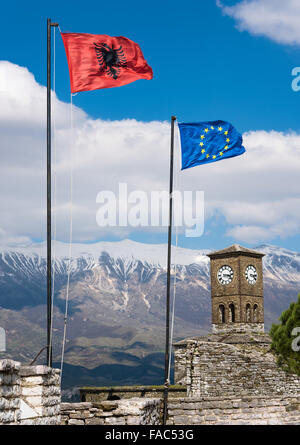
top-left (61, 398), bottom-right (161, 425)
top-left (0, 359), bottom-right (61, 425)
top-left (167, 395), bottom-right (300, 425)
top-left (212, 322), bottom-right (264, 334)
top-left (174, 333), bottom-right (299, 397)
top-left (19, 365), bottom-right (61, 425)
top-left (0, 360), bottom-right (21, 424)
top-left (2, 352), bottom-right (299, 426)
top-left (184, 340), bottom-right (300, 398)
top-left (61, 395), bottom-right (300, 425)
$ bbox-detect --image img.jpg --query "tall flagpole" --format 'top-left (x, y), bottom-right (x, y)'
top-left (47, 18), bottom-right (58, 368)
top-left (163, 115), bottom-right (176, 425)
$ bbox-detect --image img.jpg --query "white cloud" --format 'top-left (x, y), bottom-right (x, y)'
top-left (0, 61), bottom-right (170, 245)
top-left (217, 0), bottom-right (300, 46)
top-left (1, 61), bottom-right (300, 246)
top-left (227, 225), bottom-right (275, 244)
top-left (227, 217), bottom-right (300, 244)
top-left (182, 128), bottom-right (300, 243)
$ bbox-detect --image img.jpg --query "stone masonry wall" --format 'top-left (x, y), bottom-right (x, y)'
top-left (19, 365), bottom-right (61, 425)
top-left (185, 340), bottom-right (300, 398)
top-left (0, 359), bottom-right (61, 425)
top-left (0, 360), bottom-right (21, 424)
top-left (167, 395), bottom-right (300, 425)
top-left (174, 333), bottom-right (272, 386)
top-left (212, 323), bottom-right (264, 334)
top-left (61, 398), bottom-right (161, 425)
top-left (61, 396), bottom-right (300, 425)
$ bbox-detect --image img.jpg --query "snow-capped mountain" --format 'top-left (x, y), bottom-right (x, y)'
top-left (257, 244), bottom-right (300, 283)
top-left (1, 239), bottom-right (300, 287)
top-left (0, 240), bottom-right (299, 388)
top-left (0, 238), bottom-right (209, 271)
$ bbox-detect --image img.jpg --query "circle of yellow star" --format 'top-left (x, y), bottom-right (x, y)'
top-left (218, 127), bottom-right (223, 131)
top-left (224, 131), bottom-right (228, 135)
top-left (206, 154), bottom-right (210, 158)
top-left (204, 128), bottom-right (209, 133)
top-left (200, 135), bottom-right (205, 139)
top-left (220, 152), bottom-right (223, 156)
top-left (212, 155), bottom-right (216, 159)
top-left (199, 142), bottom-right (204, 146)
top-left (226, 138), bottom-right (230, 142)
top-left (210, 126), bottom-right (214, 130)
top-left (224, 145), bottom-right (229, 150)
top-left (201, 149), bottom-right (205, 154)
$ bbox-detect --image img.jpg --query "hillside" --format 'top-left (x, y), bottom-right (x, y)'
top-left (0, 240), bottom-right (299, 389)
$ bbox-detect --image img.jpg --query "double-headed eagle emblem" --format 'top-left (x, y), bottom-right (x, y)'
top-left (94, 42), bottom-right (127, 80)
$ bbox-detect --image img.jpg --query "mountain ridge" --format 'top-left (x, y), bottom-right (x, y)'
top-left (0, 240), bottom-right (299, 390)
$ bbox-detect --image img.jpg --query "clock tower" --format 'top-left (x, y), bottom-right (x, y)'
top-left (207, 244), bottom-right (265, 334)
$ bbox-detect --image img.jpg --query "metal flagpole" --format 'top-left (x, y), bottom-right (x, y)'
top-left (163, 115), bottom-right (176, 425)
top-left (47, 18), bottom-right (58, 368)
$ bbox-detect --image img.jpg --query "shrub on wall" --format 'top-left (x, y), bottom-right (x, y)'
top-left (270, 295), bottom-right (300, 376)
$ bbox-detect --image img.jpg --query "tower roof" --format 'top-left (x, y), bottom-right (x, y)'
top-left (207, 244), bottom-right (265, 259)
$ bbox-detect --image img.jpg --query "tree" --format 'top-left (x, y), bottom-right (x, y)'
top-left (270, 294), bottom-right (300, 376)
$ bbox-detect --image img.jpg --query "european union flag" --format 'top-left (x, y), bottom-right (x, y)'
top-left (178, 120), bottom-right (245, 170)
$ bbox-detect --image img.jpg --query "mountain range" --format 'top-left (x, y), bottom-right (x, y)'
top-left (0, 239), bottom-right (299, 392)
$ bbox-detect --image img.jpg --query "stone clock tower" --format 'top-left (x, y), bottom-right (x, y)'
top-left (173, 244), bottom-right (300, 412)
top-left (207, 244), bottom-right (264, 334)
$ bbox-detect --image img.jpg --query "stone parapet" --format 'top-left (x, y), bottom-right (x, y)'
top-left (167, 395), bottom-right (300, 425)
top-left (0, 359), bottom-right (61, 425)
top-left (19, 365), bottom-right (61, 425)
top-left (0, 359), bottom-right (21, 424)
top-left (61, 394), bottom-right (300, 425)
top-left (61, 398), bottom-right (161, 425)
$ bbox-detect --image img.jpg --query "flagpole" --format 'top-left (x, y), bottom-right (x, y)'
top-left (163, 115), bottom-right (176, 425)
top-left (47, 18), bottom-right (58, 368)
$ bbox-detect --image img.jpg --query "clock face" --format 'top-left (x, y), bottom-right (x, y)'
top-left (245, 265), bottom-right (257, 285)
top-left (217, 265), bottom-right (233, 285)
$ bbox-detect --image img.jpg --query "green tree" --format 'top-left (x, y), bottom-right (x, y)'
top-left (270, 295), bottom-right (300, 376)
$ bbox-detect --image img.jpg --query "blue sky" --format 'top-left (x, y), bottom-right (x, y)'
top-left (2, 0), bottom-right (300, 128)
top-left (1, 0), bottom-right (300, 252)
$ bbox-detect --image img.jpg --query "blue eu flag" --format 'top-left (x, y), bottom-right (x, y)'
top-left (178, 120), bottom-right (245, 170)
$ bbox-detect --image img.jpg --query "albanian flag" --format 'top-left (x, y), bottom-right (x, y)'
top-left (61, 33), bottom-right (153, 93)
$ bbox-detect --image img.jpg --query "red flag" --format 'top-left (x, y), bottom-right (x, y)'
top-left (61, 33), bottom-right (153, 93)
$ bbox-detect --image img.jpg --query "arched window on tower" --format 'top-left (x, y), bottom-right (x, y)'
top-left (246, 304), bottom-right (251, 322)
top-left (219, 304), bottom-right (225, 323)
top-left (229, 304), bottom-right (235, 323)
top-left (253, 304), bottom-right (259, 323)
